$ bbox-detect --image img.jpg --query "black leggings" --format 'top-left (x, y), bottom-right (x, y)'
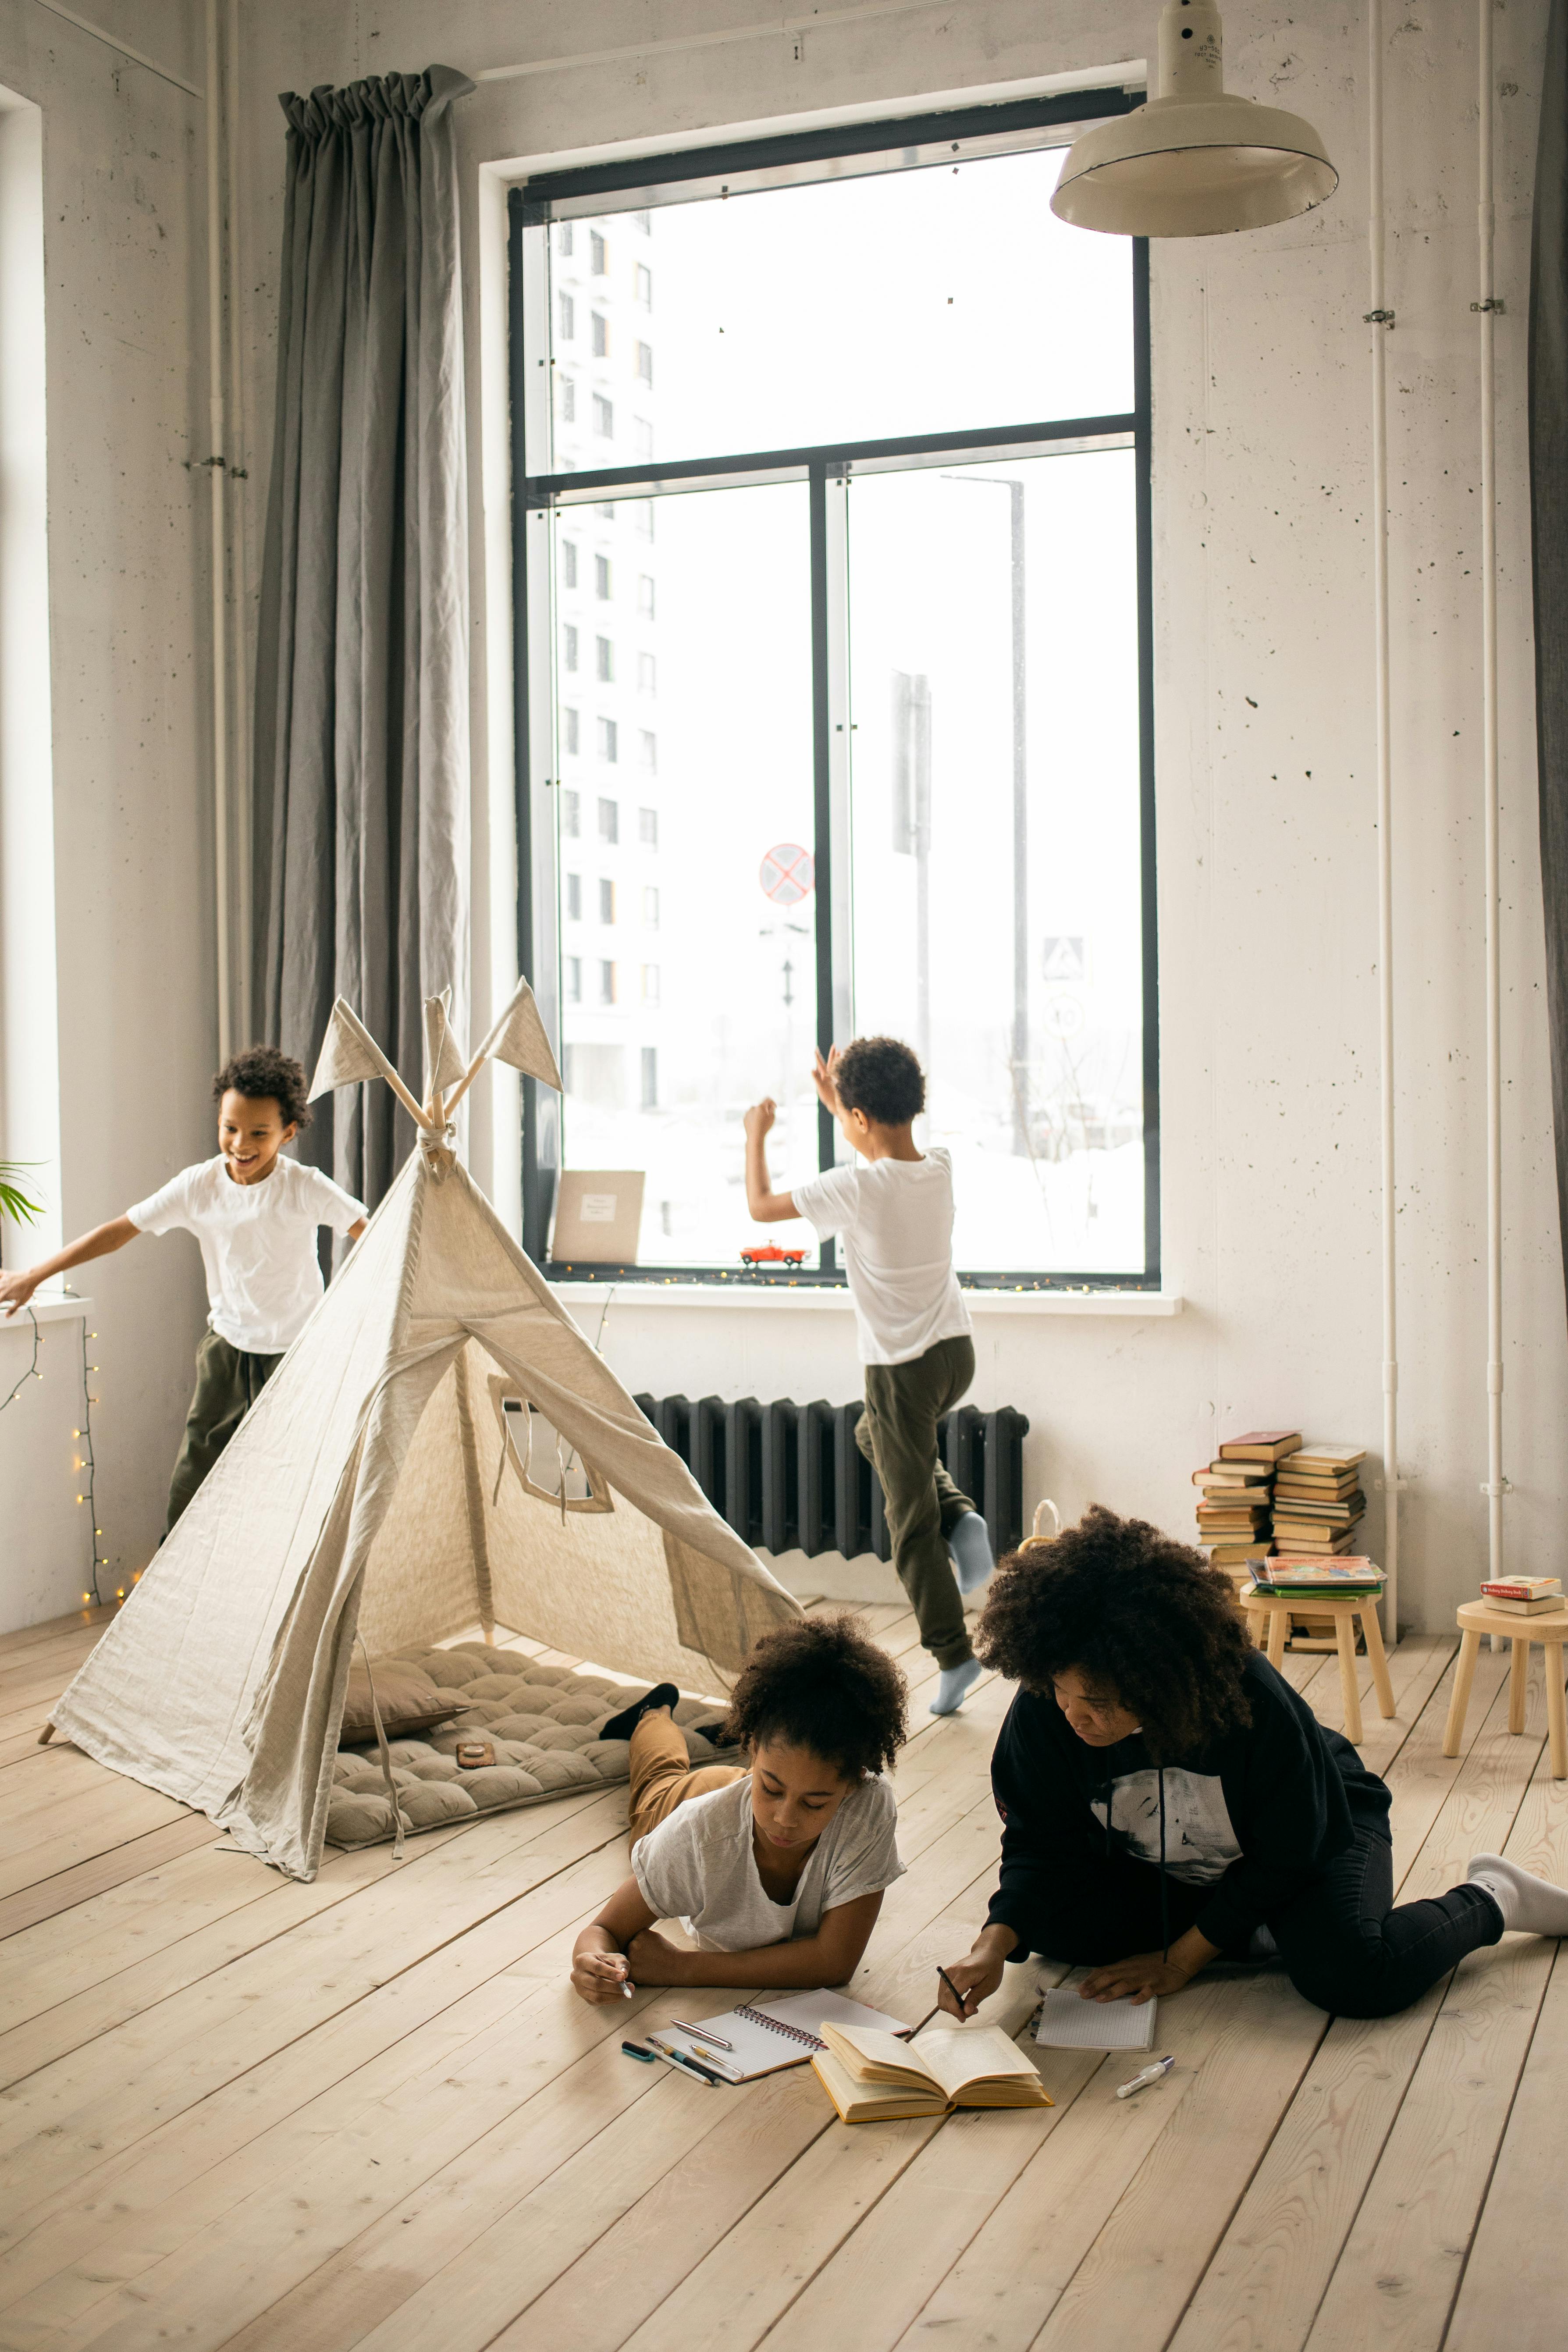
top-left (1028, 1828), bottom-right (1503, 2020)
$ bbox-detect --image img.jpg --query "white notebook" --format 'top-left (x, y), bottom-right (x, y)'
top-left (649, 1989), bottom-right (909, 2082)
top-left (1034, 1985), bottom-right (1158, 2052)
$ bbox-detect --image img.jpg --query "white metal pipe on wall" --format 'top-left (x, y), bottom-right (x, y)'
top-left (205, 0), bottom-right (230, 1061)
top-left (1478, 0), bottom-right (1506, 1579)
top-left (226, 0), bottom-right (250, 1045)
top-left (1369, 0), bottom-right (1399, 1638)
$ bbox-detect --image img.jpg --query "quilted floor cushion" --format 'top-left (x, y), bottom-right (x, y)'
top-left (326, 1644), bottom-right (730, 1850)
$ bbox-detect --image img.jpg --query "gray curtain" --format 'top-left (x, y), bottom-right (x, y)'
top-left (253, 64), bottom-right (473, 1212)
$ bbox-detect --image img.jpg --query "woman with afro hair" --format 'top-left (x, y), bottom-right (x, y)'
top-left (938, 1507), bottom-right (1568, 2022)
top-left (570, 1613), bottom-right (908, 2003)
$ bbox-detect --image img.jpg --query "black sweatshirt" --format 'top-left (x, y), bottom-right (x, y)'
top-left (985, 1650), bottom-right (1393, 1956)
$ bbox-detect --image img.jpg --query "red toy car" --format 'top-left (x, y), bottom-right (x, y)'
top-left (741, 1240), bottom-right (807, 1268)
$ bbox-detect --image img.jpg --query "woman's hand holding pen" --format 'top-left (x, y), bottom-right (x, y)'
top-left (571, 1947), bottom-right (634, 2005)
top-left (938, 1924), bottom-right (1018, 2018)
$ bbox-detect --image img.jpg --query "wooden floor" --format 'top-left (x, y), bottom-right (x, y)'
top-left (0, 1600), bottom-right (1564, 2352)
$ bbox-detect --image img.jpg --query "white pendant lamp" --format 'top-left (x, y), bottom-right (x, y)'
top-left (1052, 0), bottom-right (1338, 237)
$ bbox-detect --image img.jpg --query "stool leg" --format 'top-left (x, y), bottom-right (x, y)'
top-left (1508, 1634), bottom-right (1529, 1735)
top-left (1546, 1641), bottom-right (1568, 1782)
top-left (1266, 1606), bottom-right (1287, 1669)
top-left (1361, 1601), bottom-right (1396, 1720)
top-left (1335, 1612), bottom-right (1364, 1745)
top-left (1443, 1630), bottom-right (1483, 1758)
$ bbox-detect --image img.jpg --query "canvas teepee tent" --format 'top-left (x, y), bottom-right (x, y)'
top-left (50, 984), bottom-right (799, 1880)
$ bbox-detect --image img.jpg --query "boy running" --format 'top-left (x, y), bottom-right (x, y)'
top-left (0, 1046), bottom-right (366, 1530)
top-left (743, 1037), bottom-right (991, 1715)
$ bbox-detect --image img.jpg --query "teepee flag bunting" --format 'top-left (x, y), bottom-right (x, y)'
top-left (307, 997), bottom-right (430, 1131)
top-left (444, 975), bottom-right (564, 1115)
top-left (422, 992), bottom-right (469, 1106)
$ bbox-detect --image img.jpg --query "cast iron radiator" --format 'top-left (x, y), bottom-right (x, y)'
top-left (632, 1394), bottom-right (1030, 1564)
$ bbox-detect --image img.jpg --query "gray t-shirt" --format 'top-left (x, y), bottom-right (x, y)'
top-left (631, 1771), bottom-right (904, 1951)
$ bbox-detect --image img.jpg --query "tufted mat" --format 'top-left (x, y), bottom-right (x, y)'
top-left (326, 1643), bottom-right (731, 1850)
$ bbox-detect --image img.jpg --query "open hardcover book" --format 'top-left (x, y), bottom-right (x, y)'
top-left (811, 2022), bottom-right (1054, 2124)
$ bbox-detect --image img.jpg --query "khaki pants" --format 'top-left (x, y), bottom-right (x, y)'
top-left (167, 1328), bottom-right (283, 1532)
top-left (627, 1710), bottom-right (746, 1850)
top-left (857, 1333), bottom-right (978, 1670)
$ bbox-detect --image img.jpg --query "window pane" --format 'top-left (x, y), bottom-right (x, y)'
top-left (551, 481), bottom-right (817, 1266)
top-left (845, 450), bottom-right (1144, 1274)
top-left (546, 151), bottom-right (1130, 470)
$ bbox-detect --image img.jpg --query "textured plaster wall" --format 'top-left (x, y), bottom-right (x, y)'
top-left (224, 0), bottom-right (1561, 1629)
top-left (0, 0), bottom-right (208, 1622)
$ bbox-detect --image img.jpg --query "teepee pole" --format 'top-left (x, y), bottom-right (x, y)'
top-left (383, 1065), bottom-right (431, 1130)
top-left (441, 1048), bottom-right (486, 1122)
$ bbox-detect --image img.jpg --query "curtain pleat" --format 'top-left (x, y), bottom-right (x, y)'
top-left (252, 65), bottom-right (473, 1213)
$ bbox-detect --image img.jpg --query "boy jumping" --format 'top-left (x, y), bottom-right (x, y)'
top-left (743, 1037), bottom-right (992, 1715)
top-left (0, 1046), bottom-right (366, 1531)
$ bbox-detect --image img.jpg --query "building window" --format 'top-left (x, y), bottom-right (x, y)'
top-left (562, 708), bottom-right (580, 757)
top-left (518, 117), bottom-right (1152, 1281)
top-left (562, 539), bottom-right (578, 589)
top-left (557, 222), bottom-right (575, 258)
top-left (565, 955), bottom-right (582, 1002)
top-left (565, 872), bottom-right (582, 920)
top-left (598, 795), bottom-right (619, 842)
top-left (599, 877), bottom-right (616, 924)
top-left (558, 292), bottom-right (575, 341)
top-left (561, 788), bottom-right (580, 837)
top-left (593, 393), bottom-right (614, 439)
top-left (562, 623), bottom-right (578, 673)
top-left (633, 209), bottom-right (651, 234)
top-left (596, 635), bottom-right (614, 683)
top-left (599, 959), bottom-right (616, 1004)
top-left (590, 229), bottom-right (607, 274)
top-left (557, 375), bottom-right (576, 424)
top-left (594, 553), bottom-right (612, 600)
top-left (598, 500), bottom-right (615, 523)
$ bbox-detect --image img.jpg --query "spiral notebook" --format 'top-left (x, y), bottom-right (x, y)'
top-left (1034, 1985), bottom-right (1158, 2052)
top-left (648, 1989), bottom-right (909, 2082)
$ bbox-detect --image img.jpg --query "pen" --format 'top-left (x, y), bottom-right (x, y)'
top-left (1115, 2055), bottom-right (1174, 2099)
top-left (648, 2042), bottom-right (723, 2087)
top-left (670, 2020), bottom-right (733, 2050)
top-left (621, 1978), bottom-right (633, 1999)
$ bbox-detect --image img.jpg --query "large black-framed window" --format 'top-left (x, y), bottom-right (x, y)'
top-left (508, 90), bottom-right (1158, 1289)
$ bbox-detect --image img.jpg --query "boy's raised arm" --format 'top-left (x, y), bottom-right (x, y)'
top-left (0, 1215), bottom-right (139, 1318)
top-left (743, 1099), bottom-right (798, 1223)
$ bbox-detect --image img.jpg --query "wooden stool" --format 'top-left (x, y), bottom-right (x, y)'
top-left (1243, 1592), bottom-right (1395, 1746)
top-left (1441, 1599), bottom-right (1568, 1780)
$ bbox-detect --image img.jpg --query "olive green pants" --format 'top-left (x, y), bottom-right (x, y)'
top-left (856, 1333), bottom-right (978, 1670)
top-left (166, 1328), bottom-right (283, 1530)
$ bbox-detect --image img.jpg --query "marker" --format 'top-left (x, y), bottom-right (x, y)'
top-left (647, 2042), bottom-right (722, 2088)
top-left (621, 1978), bottom-right (634, 1999)
top-left (1115, 2055), bottom-right (1175, 2100)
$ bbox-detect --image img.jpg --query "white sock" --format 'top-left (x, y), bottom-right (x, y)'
top-left (930, 1657), bottom-right (982, 1715)
top-left (948, 1512), bottom-right (994, 1595)
top-left (1467, 1851), bottom-right (1568, 1937)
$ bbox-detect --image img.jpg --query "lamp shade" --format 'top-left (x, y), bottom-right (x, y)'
top-left (1052, 1), bottom-right (1337, 238)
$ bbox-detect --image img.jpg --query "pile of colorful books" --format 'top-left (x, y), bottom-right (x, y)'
top-left (1480, 1575), bottom-right (1563, 1616)
top-left (1250, 1557), bottom-right (1386, 1601)
top-left (1193, 1430), bottom-right (1300, 1572)
top-left (1269, 1445), bottom-right (1367, 1556)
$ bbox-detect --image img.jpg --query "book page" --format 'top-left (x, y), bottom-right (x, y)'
top-left (819, 2022), bottom-right (936, 2089)
top-left (908, 2024), bottom-right (1038, 2099)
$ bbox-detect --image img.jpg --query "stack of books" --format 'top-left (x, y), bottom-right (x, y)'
top-left (1269, 1445), bottom-right (1367, 1557)
top-left (1481, 1576), bottom-right (1563, 1616)
top-left (1251, 1557), bottom-right (1386, 1601)
top-left (1194, 1430), bottom-right (1301, 1573)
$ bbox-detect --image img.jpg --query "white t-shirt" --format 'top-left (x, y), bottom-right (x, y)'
top-left (631, 1771), bottom-right (904, 1952)
top-left (127, 1155), bottom-right (367, 1355)
top-left (791, 1150), bottom-right (972, 1366)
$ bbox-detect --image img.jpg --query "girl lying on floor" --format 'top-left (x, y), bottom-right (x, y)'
top-left (570, 1614), bottom-right (909, 2004)
top-left (939, 1507), bottom-right (1568, 2023)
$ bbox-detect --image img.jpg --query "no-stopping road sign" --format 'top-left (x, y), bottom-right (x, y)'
top-left (759, 842), bottom-right (815, 905)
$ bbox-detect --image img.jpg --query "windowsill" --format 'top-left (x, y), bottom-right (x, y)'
top-left (0, 1292), bottom-right (93, 1327)
top-left (548, 1280), bottom-right (1181, 1317)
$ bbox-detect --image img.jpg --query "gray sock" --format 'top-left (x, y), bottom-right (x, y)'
top-left (948, 1511), bottom-right (994, 1595)
top-left (1467, 1852), bottom-right (1568, 1937)
top-left (930, 1657), bottom-right (982, 1716)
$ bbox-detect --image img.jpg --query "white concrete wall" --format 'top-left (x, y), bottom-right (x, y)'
top-left (0, 0), bottom-right (210, 1618)
top-left (215, 0), bottom-right (1557, 1633)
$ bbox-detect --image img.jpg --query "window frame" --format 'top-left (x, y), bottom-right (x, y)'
top-left (508, 87), bottom-right (1158, 1290)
